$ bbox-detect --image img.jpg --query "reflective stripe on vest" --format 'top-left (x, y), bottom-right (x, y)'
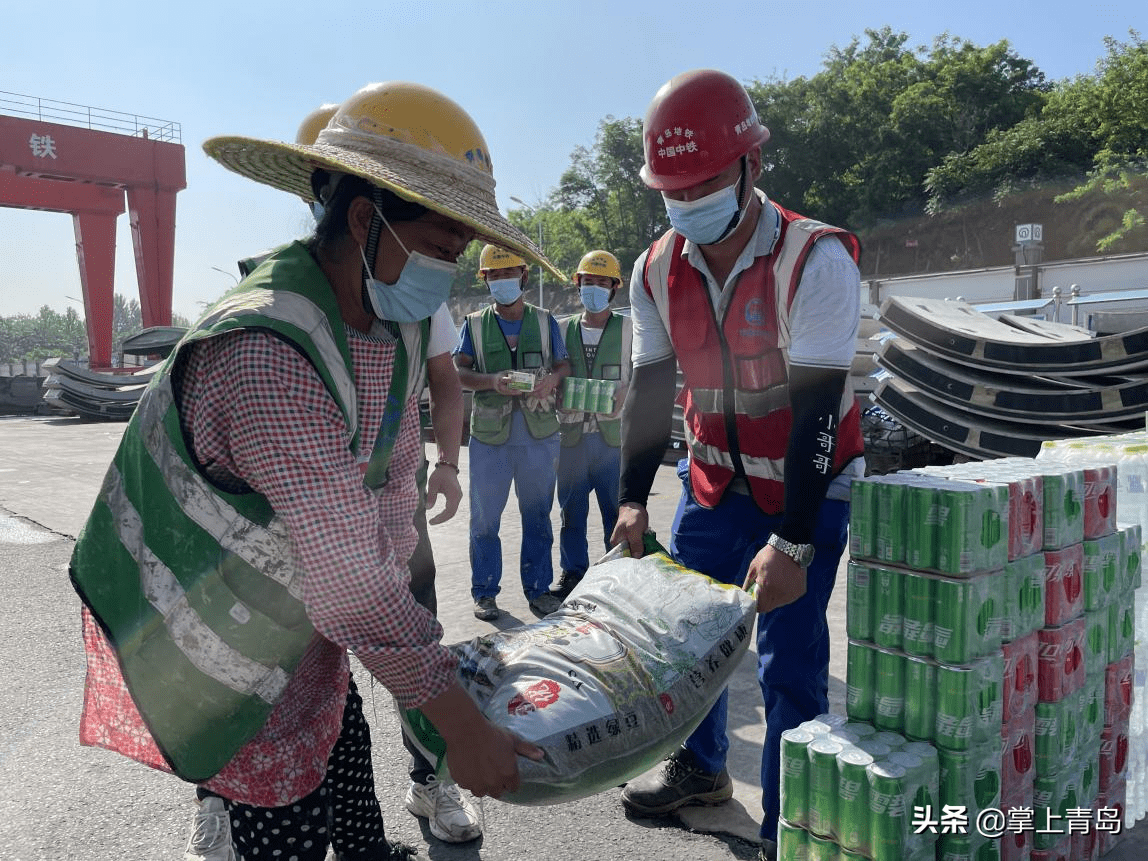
top-left (468, 305), bottom-right (558, 444)
top-left (69, 241), bottom-right (423, 781)
top-left (643, 204), bottom-right (864, 512)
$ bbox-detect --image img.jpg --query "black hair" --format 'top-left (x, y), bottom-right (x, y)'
top-left (307, 170), bottom-right (428, 251)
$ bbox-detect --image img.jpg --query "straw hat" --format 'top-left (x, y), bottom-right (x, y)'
top-left (203, 81), bottom-right (564, 281)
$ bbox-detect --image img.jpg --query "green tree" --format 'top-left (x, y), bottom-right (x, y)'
top-left (1053, 34), bottom-right (1148, 253)
top-left (552, 116), bottom-right (669, 284)
top-left (750, 28), bottom-right (1049, 229)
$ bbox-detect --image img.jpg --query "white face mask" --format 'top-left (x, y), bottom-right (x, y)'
top-left (487, 277), bottom-right (523, 305)
top-left (661, 164), bottom-right (750, 245)
top-left (579, 284), bottom-right (612, 313)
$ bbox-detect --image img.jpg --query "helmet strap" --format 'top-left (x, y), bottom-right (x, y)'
top-left (713, 155), bottom-right (749, 245)
top-left (361, 187), bottom-right (386, 315)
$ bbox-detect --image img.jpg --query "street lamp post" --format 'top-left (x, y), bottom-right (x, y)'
top-left (509, 196), bottom-right (545, 308)
top-left (210, 266), bottom-right (239, 287)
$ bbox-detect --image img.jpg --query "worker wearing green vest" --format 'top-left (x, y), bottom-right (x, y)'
top-left (553, 251), bottom-right (633, 599)
top-left (454, 244), bottom-right (572, 621)
top-left (70, 81), bottom-right (559, 861)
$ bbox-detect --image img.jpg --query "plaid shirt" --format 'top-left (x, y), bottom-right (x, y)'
top-left (80, 324), bottom-right (456, 806)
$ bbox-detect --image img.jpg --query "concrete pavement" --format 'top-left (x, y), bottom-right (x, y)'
top-left (1, 413), bottom-right (1145, 860)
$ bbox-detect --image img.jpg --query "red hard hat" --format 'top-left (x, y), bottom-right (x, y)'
top-left (640, 69), bottom-right (770, 191)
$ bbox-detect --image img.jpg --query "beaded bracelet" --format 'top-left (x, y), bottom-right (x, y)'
top-left (434, 460), bottom-right (460, 474)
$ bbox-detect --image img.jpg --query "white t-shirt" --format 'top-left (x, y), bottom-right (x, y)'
top-left (629, 190), bottom-right (860, 370)
top-left (427, 303), bottom-right (457, 359)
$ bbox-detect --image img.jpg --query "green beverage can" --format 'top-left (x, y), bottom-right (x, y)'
top-left (563, 377), bottom-right (586, 411)
top-left (780, 727), bottom-right (817, 828)
top-left (1035, 697), bottom-right (1078, 776)
top-left (905, 480), bottom-right (940, 570)
top-left (585, 379), bottom-right (601, 413)
top-left (1084, 607), bottom-right (1108, 678)
top-left (933, 573), bottom-right (999, 664)
top-left (1109, 600), bottom-right (1135, 662)
top-left (1083, 535), bottom-right (1120, 611)
top-left (806, 831), bottom-right (837, 861)
top-left (776, 818), bottom-right (809, 861)
top-left (932, 576), bottom-right (970, 663)
top-left (846, 640), bottom-right (876, 722)
top-left (903, 655), bottom-right (937, 742)
top-left (935, 657), bottom-right (1001, 752)
top-left (889, 750), bottom-right (938, 853)
top-left (938, 740), bottom-right (1001, 814)
top-left (807, 738), bottom-right (844, 839)
top-left (873, 567), bottom-right (904, 649)
top-left (840, 850), bottom-right (868, 861)
top-left (1040, 466), bottom-right (1084, 550)
top-left (873, 648), bottom-right (905, 733)
top-left (596, 381), bottom-right (615, 415)
top-left (599, 379), bottom-right (618, 414)
top-left (837, 747), bottom-right (874, 854)
top-left (867, 761), bottom-right (908, 861)
top-left (902, 571), bottom-right (935, 657)
top-left (846, 562), bottom-right (874, 642)
top-left (876, 479), bottom-right (906, 564)
top-left (585, 378), bottom-right (601, 413)
top-left (1121, 523), bottom-right (1142, 592)
top-left (850, 478), bottom-right (879, 560)
top-left (936, 662), bottom-right (979, 752)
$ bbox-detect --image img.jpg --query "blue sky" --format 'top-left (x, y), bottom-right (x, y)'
top-left (1, 0), bottom-right (1144, 321)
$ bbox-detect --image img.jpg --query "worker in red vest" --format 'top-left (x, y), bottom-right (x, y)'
top-left (612, 69), bottom-right (865, 861)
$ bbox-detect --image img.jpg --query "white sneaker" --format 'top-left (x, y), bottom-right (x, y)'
top-left (184, 795), bottom-right (235, 861)
top-left (404, 775), bottom-right (482, 843)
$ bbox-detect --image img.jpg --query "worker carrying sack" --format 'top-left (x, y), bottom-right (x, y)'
top-left (400, 540), bottom-right (755, 804)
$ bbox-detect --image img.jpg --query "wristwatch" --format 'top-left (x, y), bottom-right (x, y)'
top-left (767, 533), bottom-right (815, 568)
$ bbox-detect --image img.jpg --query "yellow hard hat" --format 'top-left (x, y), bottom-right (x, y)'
top-left (204, 81), bottom-right (564, 281)
top-left (295, 103), bottom-right (339, 146)
top-left (479, 244), bottom-right (528, 272)
top-left (575, 250), bottom-right (622, 283)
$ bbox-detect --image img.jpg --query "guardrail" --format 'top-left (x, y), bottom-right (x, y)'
top-left (0, 90), bottom-right (181, 143)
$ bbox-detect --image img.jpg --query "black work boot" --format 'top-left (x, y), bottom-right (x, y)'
top-left (549, 570), bottom-right (583, 600)
top-left (620, 748), bottom-right (732, 815)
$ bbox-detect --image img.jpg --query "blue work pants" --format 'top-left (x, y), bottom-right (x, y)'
top-left (557, 432), bottom-right (621, 576)
top-left (468, 432), bottom-right (560, 601)
top-left (667, 461), bottom-right (849, 843)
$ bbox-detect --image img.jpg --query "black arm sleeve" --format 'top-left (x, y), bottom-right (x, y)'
top-left (777, 364), bottom-right (849, 545)
top-left (618, 356), bottom-right (678, 508)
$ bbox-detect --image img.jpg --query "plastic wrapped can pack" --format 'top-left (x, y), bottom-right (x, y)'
top-left (399, 548), bottom-right (755, 804)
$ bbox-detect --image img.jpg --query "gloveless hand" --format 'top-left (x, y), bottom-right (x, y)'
top-left (742, 543), bottom-right (807, 614)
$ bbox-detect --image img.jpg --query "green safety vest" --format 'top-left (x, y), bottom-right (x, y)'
top-left (466, 304), bottom-right (559, 445)
top-left (558, 312), bottom-right (630, 448)
top-left (69, 241), bottom-right (426, 782)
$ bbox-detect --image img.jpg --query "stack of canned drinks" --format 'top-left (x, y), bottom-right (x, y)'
top-left (560, 377), bottom-right (617, 414)
top-left (778, 713), bottom-right (940, 860)
top-left (847, 454), bottom-right (1140, 860)
top-left (1042, 434), bottom-right (1148, 829)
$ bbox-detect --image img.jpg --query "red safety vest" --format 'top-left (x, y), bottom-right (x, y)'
top-left (642, 202), bottom-right (865, 513)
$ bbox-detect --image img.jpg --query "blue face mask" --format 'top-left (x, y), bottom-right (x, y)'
top-left (361, 207), bottom-right (457, 323)
top-left (579, 284), bottom-right (612, 313)
top-left (662, 178), bottom-right (743, 245)
top-left (487, 276), bottom-right (524, 306)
